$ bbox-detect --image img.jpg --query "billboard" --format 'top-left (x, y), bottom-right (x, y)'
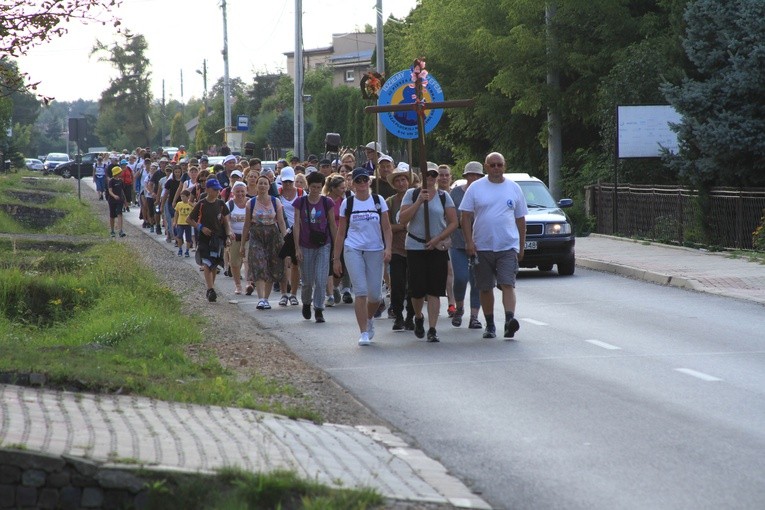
top-left (617, 105), bottom-right (681, 158)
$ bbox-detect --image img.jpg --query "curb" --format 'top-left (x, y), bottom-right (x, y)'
top-left (575, 258), bottom-right (704, 293)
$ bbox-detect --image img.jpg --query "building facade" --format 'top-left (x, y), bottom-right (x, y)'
top-left (284, 32), bottom-right (377, 88)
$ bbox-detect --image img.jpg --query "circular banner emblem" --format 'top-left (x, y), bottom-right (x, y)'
top-left (377, 69), bottom-right (445, 140)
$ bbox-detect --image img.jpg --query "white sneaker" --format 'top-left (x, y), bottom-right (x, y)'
top-left (367, 318), bottom-right (375, 340)
top-left (358, 332), bottom-right (370, 346)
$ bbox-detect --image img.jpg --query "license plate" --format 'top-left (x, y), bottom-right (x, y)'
top-left (525, 241), bottom-right (537, 250)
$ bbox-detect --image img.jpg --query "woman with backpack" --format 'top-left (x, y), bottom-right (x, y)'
top-left (240, 175), bottom-right (287, 309)
top-left (292, 172), bottom-right (337, 323)
top-left (333, 168), bottom-right (392, 346)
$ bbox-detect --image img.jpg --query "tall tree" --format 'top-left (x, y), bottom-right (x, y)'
top-left (194, 106), bottom-right (209, 155)
top-left (92, 31), bottom-right (154, 149)
top-left (662, 0), bottom-right (765, 188)
top-left (169, 112), bottom-right (189, 148)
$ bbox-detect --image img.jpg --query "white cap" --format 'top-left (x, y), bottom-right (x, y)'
top-left (395, 162), bottom-right (410, 171)
top-left (230, 170), bottom-right (243, 178)
top-left (280, 167), bottom-right (295, 182)
top-left (223, 155), bottom-right (237, 164)
top-left (305, 166), bottom-right (318, 175)
top-left (365, 141), bottom-right (381, 152)
top-left (378, 154), bottom-right (393, 163)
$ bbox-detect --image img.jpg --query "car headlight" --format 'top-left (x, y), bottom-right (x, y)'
top-left (546, 223), bottom-right (571, 235)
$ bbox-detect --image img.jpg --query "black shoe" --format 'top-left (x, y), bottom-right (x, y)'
top-left (468, 316), bottom-right (483, 329)
top-left (426, 327), bottom-right (440, 342)
top-left (155, 228), bottom-right (162, 236)
top-left (483, 325), bottom-right (496, 339)
top-left (224, 268), bottom-right (232, 277)
top-left (206, 288), bottom-right (217, 302)
top-left (302, 304), bottom-right (311, 320)
top-left (404, 317), bottom-right (415, 331)
top-left (392, 316), bottom-right (405, 331)
top-left (504, 318), bottom-right (520, 338)
top-left (414, 316), bottom-right (425, 338)
top-left (273, 282), bottom-right (281, 292)
top-left (314, 309), bottom-right (325, 323)
top-left (342, 291), bottom-right (353, 304)
top-left (451, 310), bottom-right (463, 328)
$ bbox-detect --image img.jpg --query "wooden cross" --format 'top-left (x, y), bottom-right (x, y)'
top-left (365, 59), bottom-right (474, 241)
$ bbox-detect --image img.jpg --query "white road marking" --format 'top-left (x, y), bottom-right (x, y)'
top-left (585, 339), bottom-right (621, 350)
top-left (521, 318), bottom-right (548, 326)
top-left (674, 368), bottom-right (722, 382)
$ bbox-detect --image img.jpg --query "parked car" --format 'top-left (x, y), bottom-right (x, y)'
top-left (161, 146), bottom-right (179, 161)
top-left (42, 153), bottom-right (71, 175)
top-left (53, 152), bottom-right (101, 179)
top-left (25, 158), bottom-right (44, 171)
top-left (453, 172), bottom-right (576, 275)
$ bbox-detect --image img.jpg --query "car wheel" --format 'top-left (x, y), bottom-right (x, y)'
top-left (557, 257), bottom-right (575, 276)
top-left (538, 264), bottom-right (554, 272)
top-left (61, 168), bottom-right (72, 178)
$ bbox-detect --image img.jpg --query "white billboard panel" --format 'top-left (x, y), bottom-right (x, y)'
top-left (617, 105), bottom-right (681, 158)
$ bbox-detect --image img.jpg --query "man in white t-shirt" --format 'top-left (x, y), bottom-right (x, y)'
top-left (459, 152), bottom-right (528, 339)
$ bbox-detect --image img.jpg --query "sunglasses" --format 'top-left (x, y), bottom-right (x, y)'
top-left (354, 176), bottom-right (370, 183)
top-left (488, 162), bottom-right (504, 168)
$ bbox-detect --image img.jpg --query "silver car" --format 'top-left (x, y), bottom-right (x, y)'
top-left (25, 158), bottom-right (44, 171)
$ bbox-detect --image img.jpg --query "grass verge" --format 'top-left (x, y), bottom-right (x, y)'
top-left (0, 173), bottom-right (320, 420)
top-left (145, 468), bottom-right (383, 510)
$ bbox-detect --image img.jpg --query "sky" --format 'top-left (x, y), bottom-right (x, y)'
top-left (17, 0), bottom-right (419, 104)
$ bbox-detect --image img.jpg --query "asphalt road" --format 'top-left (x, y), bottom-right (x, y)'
top-left (259, 268), bottom-right (765, 510)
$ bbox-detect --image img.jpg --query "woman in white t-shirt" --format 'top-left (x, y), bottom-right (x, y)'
top-left (333, 168), bottom-right (392, 346)
top-left (227, 182), bottom-right (249, 294)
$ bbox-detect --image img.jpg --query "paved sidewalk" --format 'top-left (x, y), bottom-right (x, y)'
top-left (0, 384), bottom-right (488, 508)
top-left (576, 234), bottom-right (765, 305)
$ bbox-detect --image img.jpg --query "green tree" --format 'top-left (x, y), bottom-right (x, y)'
top-left (662, 0), bottom-right (765, 188)
top-left (194, 106), bottom-right (210, 154)
top-left (169, 112), bottom-right (189, 147)
top-left (92, 31), bottom-right (154, 149)
top-left (268, 111), bottom-right (294, 149)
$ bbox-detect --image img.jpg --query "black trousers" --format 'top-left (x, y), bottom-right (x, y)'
top-left (389, 253), bottom-right (414, 319)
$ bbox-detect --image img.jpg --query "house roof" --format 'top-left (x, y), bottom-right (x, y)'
top-left (330, 49), bottom-right (374, 64)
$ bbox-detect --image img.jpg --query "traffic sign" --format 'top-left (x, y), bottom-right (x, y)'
top-left (236, 115), bottom-right (249, 131)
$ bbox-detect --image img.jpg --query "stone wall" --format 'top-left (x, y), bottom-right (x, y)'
top-left (0, 449), bottom-right (156, 509)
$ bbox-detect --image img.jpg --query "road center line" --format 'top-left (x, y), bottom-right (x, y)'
top-left (521, 318), bottom-right (548, 326)
top-left (585, 339), bottom-right (621, 350)
top-left (674, 368), bottom-right (723, 382)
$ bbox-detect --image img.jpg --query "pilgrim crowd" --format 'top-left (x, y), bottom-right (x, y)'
top-left (98, 142), bottom-right (527, 345)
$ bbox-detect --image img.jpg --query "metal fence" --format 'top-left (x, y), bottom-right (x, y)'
top-left (585, 183), bottom-right (765, 249)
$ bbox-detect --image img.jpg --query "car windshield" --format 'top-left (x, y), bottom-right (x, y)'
top-left (517, 181), bottom-right (558, 208)
top-left (47, 154), bottom-right (69, 162)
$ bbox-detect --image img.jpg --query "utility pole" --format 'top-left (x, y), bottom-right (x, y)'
top-left (375, 0), bottom-right (386, 154)
top-left (161, 79), bottom-right (166, 146)
top-left (197, 59), bottom-right (208, 114)
top-left (180, 69), bottom-right (185, 114)
top-left (222, 0), bottom-right (232, 140)
top-left (293, 0), bottom-right (304, 160)
top-left (546, 2), bottom-right (562, 200)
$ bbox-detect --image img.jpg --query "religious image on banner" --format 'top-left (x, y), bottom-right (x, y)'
top-left (377, 66), bottom-right (445, 140)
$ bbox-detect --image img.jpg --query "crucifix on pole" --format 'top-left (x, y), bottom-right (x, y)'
top-left (364, 58), bottom-right (474, 241)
